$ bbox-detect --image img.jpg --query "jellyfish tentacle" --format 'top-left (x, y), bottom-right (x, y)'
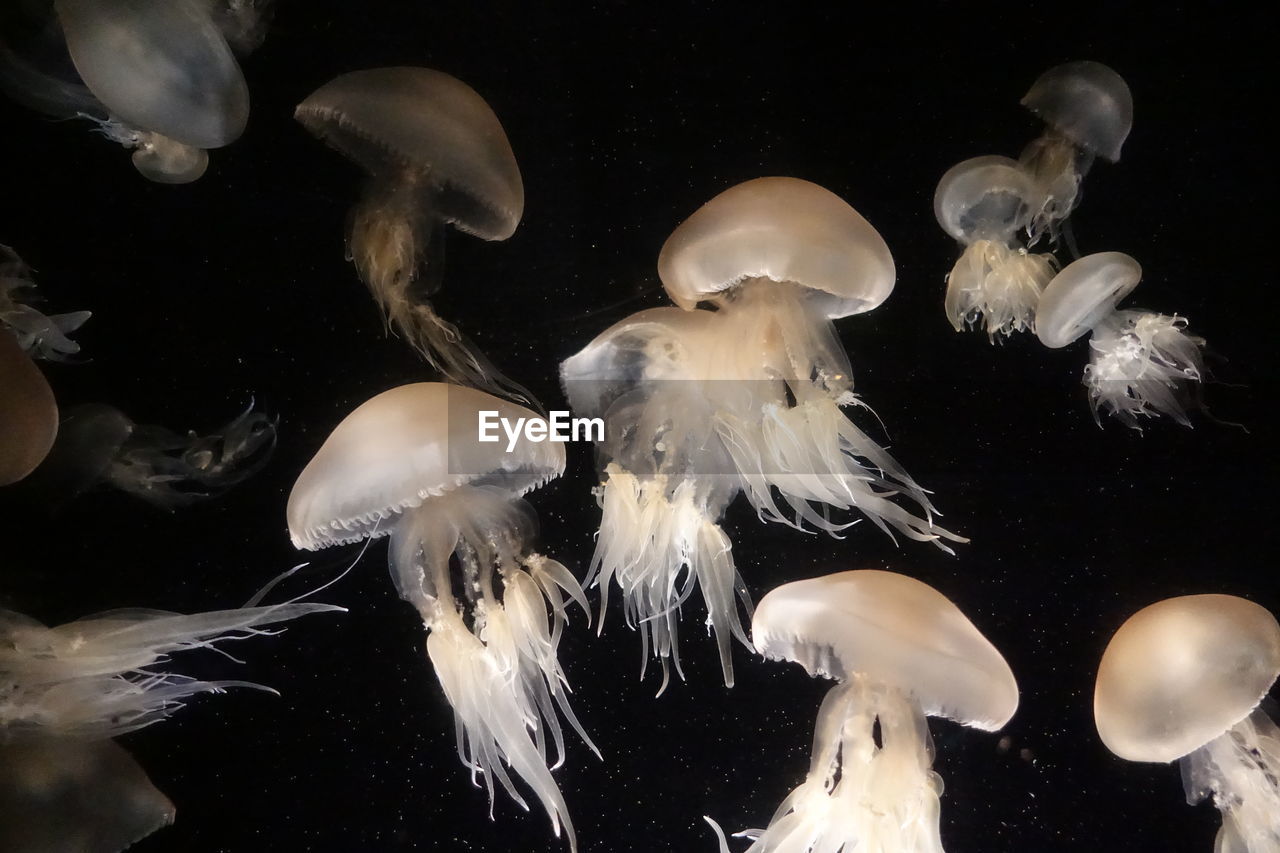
top-left (1181, 707), bottom-right (1280, 853)
top-left (944, 239), bottom-right (1056, 339)
top-left (1084, 309), bottom-right (1207, 429)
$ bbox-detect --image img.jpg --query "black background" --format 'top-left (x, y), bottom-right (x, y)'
top-left (1, 2), bottom-right (1276, 852)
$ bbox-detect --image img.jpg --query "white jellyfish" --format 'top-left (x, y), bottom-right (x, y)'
top-left (287, 382), bottom-right (596, 852)
top-left (1019, 61), bottom-right (1133, 244)
top-left (934, 156), bottom-right (1057, 339)
top-left (1095, 594), bottom-right (1280, 853)
top-left (27, 401), bottom-right (277, 509)
top-left (658, 177), bottom-right (963, 551)
top-left (562, 306), bottom-right (751, 691)
top-left (707, 570), bottom-right (1018, 852)
top-left (295, 69), bottom-right (531, 402)
top-left (1036, 251), bottom-right (1208, 428)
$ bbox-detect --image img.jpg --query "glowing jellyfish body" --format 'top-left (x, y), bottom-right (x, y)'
top-left (935, 156), bottom-right (1056, 339)
top-left (562, 307), bottom-right (751, 690)
top-left (1095, 595), bottom-right (1280, 852)
top-left (659, 177), bottom-right (962, 552)
top-left (1019, 61), bottom-right (1133, 243)
top-left (295, 69), bottom-right (529, 401)
top-left (1, 245), bottom-right (91, 361)
top-left (288, 383), bottom-right (595, 851)
top-left (708, 570), bottom-right (1018, 852)
top-left (1037, 251), bottom-right (1207, 428)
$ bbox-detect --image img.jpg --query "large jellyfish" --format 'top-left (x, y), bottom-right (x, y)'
top-left (1036, 251), bottom-right (1208, 428)
top-left (26, 401), bottom-right (277, 509)
top-left (287, 382), bottom-right (596, 851)
top-left (707, 570), bottom-right (1018, 852)
top-left (658, 177), bottom-right (963, 551)
top-left (562, 306), bottom-right (752, 691)
top-left (1019, 61), bottom-right (1133, 244)
top-left (1094, 594), bottom-right (1280, 853)
top-left (0, 592), bottom-right (341, 851)
top-left (934, 156), bottom-right (1057, 339)
top-left (295, 69), bottom-right (531, 402)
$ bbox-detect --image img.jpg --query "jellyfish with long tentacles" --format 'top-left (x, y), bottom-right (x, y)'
top-left (288, 383), bottom-right (596, 852)
top-left (26, 401), bottom-right (277, 509)
top-left (1095, 594), bottom-right (1280, 853)
top-left (1019, 61), bottom-right (1133, 245)
top-left (562, 306), bottom-right (752, 692)
top-left (706, 570), bottom-right (1018, 852)
top-left (935, 156), bottom-right (1057, 340)
top-left (659, 177), bottom-right (964, 552)
top-left (295, 69), bottom-right (533, 404)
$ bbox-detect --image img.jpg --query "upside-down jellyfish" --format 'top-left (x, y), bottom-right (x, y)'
top-left (27, 401), bottom-right (277, 509)
top-left (658, 177), bottom-right (963, 551)
top-left (1036, 251), bottom-right (1207, 428)
top-left (935, 156), bottom-right (1056, 339)
top-left (288, 383), bottom-right (596, 851)
top-left (707, 570), bottom-right (1018, 852)
top-left (0, 593), bottom-right (341, 852)
top-left (1095, 594), bottom-right (1280, 853)
top-left (562, 306), bottom-right (751, 691)
top-left (1019, 61), bottom-right (1133, 243)
top-left (295, 69), bottom-right (530, 402)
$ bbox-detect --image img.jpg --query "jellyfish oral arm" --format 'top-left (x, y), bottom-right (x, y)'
top-left (1181, 707), bottom-right (1280, 853)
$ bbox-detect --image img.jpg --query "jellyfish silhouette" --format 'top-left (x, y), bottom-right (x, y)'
top-left (28, 401), bottom-right (277, 509)
top-left (935, 156), bottom-right (1057, 339)
top-left (288, 383), bottom-right (596, 852)
top-left (1036, 252), bottom-right (1208, 428)
top-left (1019, 61), bottom-right (1133, 244)
top-left (1095, 594), bottom-right (1280, 853)
top-left (706, 570), bottom-right (1018, 852)
top-left (562, 306), bottom-right (751, 691)
top-left (0, 592), bottom-right (341, 852)
top-left (295, 69), bottom-right (531, 403)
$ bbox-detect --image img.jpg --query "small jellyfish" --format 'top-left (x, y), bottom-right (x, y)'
top-left (706, 570), bottom-right (1018, 852)
top-left (659, 177), bottom-right (963, 551)
top-left (1094, 594), bottom-right (1280, 853)
top-left (1036, 251), bottom-right (1207, 428)
top-left (1019, 61), bottom-right (1133, 243)
top-left (935, 156), bottom-right (1057, 339)
top-left (295, 69), bottom-right (530, 401)
top-left (0, 329), bottom-right (58, 487)
top-left (288, 383), bottom-right (596, 852)
top-left (562, 306), bottom-right (751, 691)
top-left (27, 401), bottom-right (277, 509)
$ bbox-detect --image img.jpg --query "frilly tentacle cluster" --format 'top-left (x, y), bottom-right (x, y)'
top-left (1084, 310), bottom-right (1206, 428)
top-left (945, 239), bottom-right (1056, 340)
top-left (1180, 708), bottom-right (1280, 853)
top-left (0, 245), bottom-right (91, 361)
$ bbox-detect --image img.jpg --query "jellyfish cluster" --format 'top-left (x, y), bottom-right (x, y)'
top-left (0, 9), bottom-right (1268, 853)
top-left (935, 62), bottom-right (1212, 429)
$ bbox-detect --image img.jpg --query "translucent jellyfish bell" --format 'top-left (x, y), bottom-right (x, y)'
top-left (1095, 595), bottom-right (1280, 852)
top-left (707, 570), bottom-right (1018, 853)
top-left (54, 0), bottom-right (248, 182)
top-left (288, 383), bottom-right (596, 852)
top-left (935, 156), bottom-right (1057, 339)
top-left (1019, 61), bottom-right (1133, 242)
top-left (1035, 251), bottom-right (1141, 349)
top-left (295, 69), bottom-right (530, 402)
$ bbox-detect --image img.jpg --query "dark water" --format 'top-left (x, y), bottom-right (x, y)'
top-left (1, 3), bottom-right (1275, 852)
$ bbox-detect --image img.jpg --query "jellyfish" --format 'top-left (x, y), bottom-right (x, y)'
top-left (287, 382), bottom-right (596, 851)
top-left (295, 69), bottom-right (531, 402)
top-left (0, 329), bottom-right (58, 487)
top-left (26, 401), bottom-right (277, 509)
top-left (1094, 594), bottom-right (1280, 853)
top-left (1, 244), bottom-right (91, 361)
top-left (1019, 61), bottom-right (1133, 244)
top-left (706, 570), bottom-right (1018, 852)
top-left (562, 306), bottom-right (752, 691)
top-left (0, 590), bottom-right (341, 851)
top-left (1036, 251), bottom-right (1207, 428)
top-left (658, 177), bottom-right (963, 552)
top-left (934, 156), bottom-right (1057, 339)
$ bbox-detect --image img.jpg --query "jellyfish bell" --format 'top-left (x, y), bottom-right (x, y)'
top-left (1035, 251), bottom-right (1141, 349)
top-left (288, 382), bottom-right (594, 852)
top-left (295, 68), bottom-right (528, 400)
top-left (708, 570), bottom-right (1017, 853)
top-left (0, 331), bottom-right (58, 487)
top-left (934, 155), bottom-right (1057, 339)
top-left (1019, 60), bottom-right (1133, 242)
top-left (1095, 594), bottom-right (1280, 852)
